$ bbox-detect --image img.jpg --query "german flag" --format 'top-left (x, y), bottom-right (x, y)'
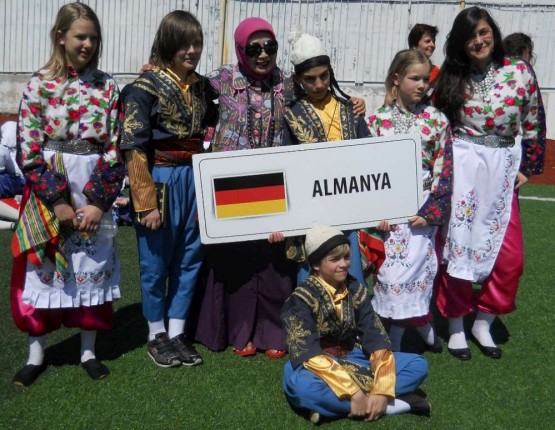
top-left (213, 172), bottom-right (287, 219)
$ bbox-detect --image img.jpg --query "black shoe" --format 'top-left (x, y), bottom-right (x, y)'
top-left (12, 363), bottom-right (47, 387)
top-left (448, 347), bottom-right (472, 360)
top-left (147, 333), bottom-right (181, 368)
top-left (397, 392), bottom-right (431, 416)
top-left (425, 336), bottom-right (443, 354)
top-left (471, 335), bottom-right (502, 359)
top-left (170, 333), bottom-right (203, 366)
top-left (81, 358), bottom-right (110, 380)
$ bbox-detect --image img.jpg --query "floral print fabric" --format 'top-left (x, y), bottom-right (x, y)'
top-left (207, 64), bottom-right (295, 152)
top-left (17, 67), bottom-right (124, 210)
top-left (368, 103), bottom-right (453, 224)
top-left (456, 58), bottom-right (545, 177)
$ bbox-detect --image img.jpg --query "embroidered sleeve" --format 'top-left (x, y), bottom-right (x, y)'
top-left (304, 355), bottom-right (360, 399)
top-left (519, 62), bottom-right (546, 177)
top-left (119, 79), bottom-right (158, 213)
top-left (280, 290), bottom-right (323, 368)
top-left (83, 78), bottom-right (125, 211)
top-left (17, 74), bottom-right (69, 204)
top-left (369, 349), bottom-right (395, 398)
top-left (281, 114), bottom-right (299, 145)
top-left (418, 113), bottom-right (454, 224)
top-left (352, 283), bottom-right (391, 353)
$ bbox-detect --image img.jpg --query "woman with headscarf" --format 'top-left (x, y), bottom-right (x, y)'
top-left (194, 18), bottom-right (296, 359)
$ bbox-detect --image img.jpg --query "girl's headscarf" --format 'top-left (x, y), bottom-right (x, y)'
top-left (234, 17), bottom-right (276, 80)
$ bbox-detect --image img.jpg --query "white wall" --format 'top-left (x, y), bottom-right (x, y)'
top-left (1, 0), bottom-right (554, 136)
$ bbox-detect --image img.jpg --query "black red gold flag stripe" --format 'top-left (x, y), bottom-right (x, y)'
top-left (213, 172), bottom-right (287, 219)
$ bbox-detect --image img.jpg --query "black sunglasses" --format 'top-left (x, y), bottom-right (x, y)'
top-left (240, 40), bottom-right (279, 58)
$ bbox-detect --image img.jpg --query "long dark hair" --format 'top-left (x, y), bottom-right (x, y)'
top-left (433, 7), bottom-right (504, 124)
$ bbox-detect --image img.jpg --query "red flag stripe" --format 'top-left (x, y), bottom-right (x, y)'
top-left (214, 185), bottom-right (285, 206)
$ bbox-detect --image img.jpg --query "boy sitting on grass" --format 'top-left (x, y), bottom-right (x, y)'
top-left (281, 225), bottom-right (430, 423)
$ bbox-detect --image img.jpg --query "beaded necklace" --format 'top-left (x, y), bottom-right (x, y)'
top-left (246, 82), bottom-right (275, 148)
top-left (471, 65), bottom-right (496, 102)
top-left (390, 103), bottom-right (415, 134)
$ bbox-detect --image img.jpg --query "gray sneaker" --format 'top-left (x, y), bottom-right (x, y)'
top-left (147, 333), bottom-right (181, 368)
top-left (170, 333), bottom-right (203, 366)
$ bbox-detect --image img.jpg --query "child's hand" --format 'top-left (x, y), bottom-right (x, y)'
top-left (53, 202), bottom-right (77, 229)
top-left (351, 97), bottom-right (366, 117)
top-left (408, 215), bottom-right (428, 228)
top-left (364, 394), bottom-right (388, 421)
top-left (375, 220), bottom-right (390, 231)
top-left (139, 208), bottom-right (161, 230)
top-left (75, 205), bottom-right (103, 232)
top-left (140, 63), bottom-right (154, 73)
top-left (348, 390), bottom-right (367, 418)
top-left (268, 232), bottom-right (285, 243)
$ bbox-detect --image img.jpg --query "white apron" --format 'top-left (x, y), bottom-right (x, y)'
top-left (22, 150), bottom-right (121, 309)
top-left (442, 138), bottom-right (521, 282)
top-left (372, 172), bottom-right (437, 320)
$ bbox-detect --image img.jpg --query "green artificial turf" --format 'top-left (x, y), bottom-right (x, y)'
top-left (1, 185), bottom-right (554, 429)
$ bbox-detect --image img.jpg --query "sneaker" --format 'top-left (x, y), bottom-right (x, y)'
top-left (147, 333), bottom-right (181, 368)
top-left (170, 333), bottom-right (203, 366)
top-left (397, 392), bottom-right (431, 416)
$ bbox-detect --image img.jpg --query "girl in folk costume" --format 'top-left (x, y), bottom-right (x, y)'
top-left (433, 7), bottom-right (545, 360)
top-left (280, 31), bottom-right (370, 287)
top-left (120, 11), bottom-right (217, 368)
top-left (11, 2), bottom-right (124, 386)
top-left (368, 49), bottom-right (453, 353)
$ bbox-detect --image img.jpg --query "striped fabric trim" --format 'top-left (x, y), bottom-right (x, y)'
top-left (12, 152), bottom-right (68, 271)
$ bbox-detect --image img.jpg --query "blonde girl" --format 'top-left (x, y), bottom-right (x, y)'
top-left (367, 49), bottom-right (453, 353)
top-left (11, 2), bottom-right (124, 386)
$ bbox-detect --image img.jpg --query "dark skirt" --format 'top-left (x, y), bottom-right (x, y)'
top-left (193, 240), bottom-right (296, 351)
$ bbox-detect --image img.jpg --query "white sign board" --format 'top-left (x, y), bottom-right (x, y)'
top-left (193, 134), bottom-right (423, 244)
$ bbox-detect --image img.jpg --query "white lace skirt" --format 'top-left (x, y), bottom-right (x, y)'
top-left (22, 150), bottom-right (121, 309)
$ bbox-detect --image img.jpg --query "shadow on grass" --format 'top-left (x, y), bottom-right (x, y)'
top-left (399, 300), bottom-right (510, 355)
top-left (45, 303), bottom-right (147, 366)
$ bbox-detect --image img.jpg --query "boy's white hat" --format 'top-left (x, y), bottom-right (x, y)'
top-left (288, 31), bottom-right (328, 67)
top-left (305, 225), bottom-right (349, 265)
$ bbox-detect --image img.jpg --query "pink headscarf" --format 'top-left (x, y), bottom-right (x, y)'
top-left (234, 17), bottom-right (276, 80)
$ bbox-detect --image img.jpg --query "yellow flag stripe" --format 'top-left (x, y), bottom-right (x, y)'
top-left (216, 199), bottom-right (287, 219)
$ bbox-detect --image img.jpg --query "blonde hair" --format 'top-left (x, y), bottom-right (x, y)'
top-left (385, 49), bottom-right (431, 103)
top-left (311, 243), bottom-right (351, 272)
top-left (42, 2), bottom-right (102, 79)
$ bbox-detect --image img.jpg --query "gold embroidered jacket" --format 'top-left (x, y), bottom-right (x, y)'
top-left (281, 96), bottom-right (369, 145)
top-left (281, 274), bottom-right (391, 367)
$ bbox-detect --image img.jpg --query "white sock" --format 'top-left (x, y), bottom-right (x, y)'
top-left (148, 319), bottom-right (166, 341)
top-left (388, 325), bottom-right (405, 352)
top-left (27, 335), bottom-right (47, 366)
top-left (416, 323), bottom-right (436, 346)
top-left (448, 317), bottom-right (468, 349)
top-left (471, 311), bottom-right (497, 347)
top-left (80, 330), bottom-right (97, 363)
top-left (385, 398), bottom-right (411, 415)
top-left (168, 318), bottom-right (185, 339)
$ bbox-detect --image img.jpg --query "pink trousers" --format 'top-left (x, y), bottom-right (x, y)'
top-left (436, 191), bottom-right (523, 317)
